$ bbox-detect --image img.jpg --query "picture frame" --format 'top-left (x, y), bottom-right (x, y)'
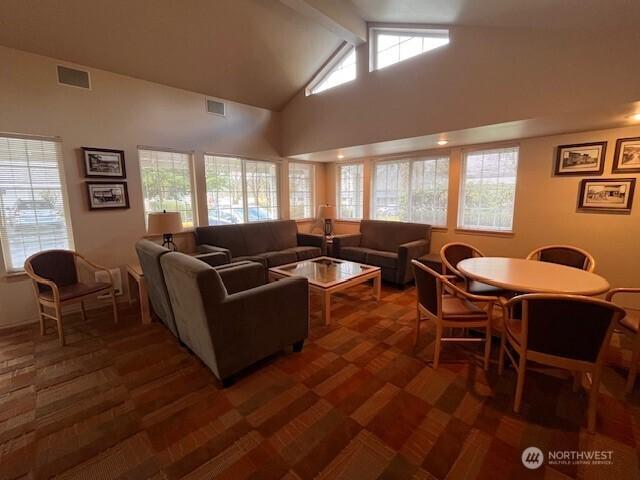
top-left (554, 142), bottom-right (607, 176)
top-left (612, 137), bottom-right (640, 173)
top-left (577, 178), bottom-right (635, 213)
top-left (86, 181), bottom-right (130, 210)
top-left (82, 147), bottom-right (126, 178)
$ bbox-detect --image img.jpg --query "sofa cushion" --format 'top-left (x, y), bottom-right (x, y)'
top-left (340, 247), bottom-right (376, 264)
top-left (195, 225), bottom-right (248, 257)
top-left (360, 220), bottom-right (431, 252)
top-left (366, 250), bottom-right (398, 270)
top-left (257, 251), bottom-right (298, 267)
top-left (284, 246), bottom-right (321, 261)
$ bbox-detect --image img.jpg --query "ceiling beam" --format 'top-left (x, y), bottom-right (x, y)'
top-left (280, 0), bottom-right (367, 45)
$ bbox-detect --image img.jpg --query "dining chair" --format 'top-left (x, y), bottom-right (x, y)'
top-left (440, 242), bottom-right (510, 296)
top-left (526, 245), bottom-right (595, 272)
top-left (411, 259), bottom-right (499, 370)
top-left (605, 287), bottom-right (640, 393)
top-left (24, 249), bottom-right (119, 346)
top-left (498, 293), bottom-right (624, 432)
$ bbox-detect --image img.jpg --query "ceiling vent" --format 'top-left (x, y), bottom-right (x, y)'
top-left (206, 98), bottom-right (226, 116)
top-left (57, 65), bottom-right (91, 89)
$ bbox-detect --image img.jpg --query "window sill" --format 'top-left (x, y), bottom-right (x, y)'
top-left (294, 218), bottom-right (315, 223)
top-left (455, 228), bottom-right (514, 238)
top-left (143, 228), bottom-right (195, 239)
top-left (335, 219), bottom-right (362, 224)
top-left (1, 271), bottom-right (29, 283)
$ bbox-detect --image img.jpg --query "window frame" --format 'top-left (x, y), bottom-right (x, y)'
top-left (306, 42), bottom-right (356, 96)
top-left (288, 161), bottom-right (315, 221)
top-left (371, 154), bottom-right (450, 228)
top-left (369, 25), bottom-right (450, 72)
top-left (203, 153), bottom-right (281, 225)
top-left (138, 147), bottom-right (197, 229)
top-left (457, 145), bottom-right (520, 234)
top-left (336, 162), bottom-right (364, 221)
top-left (0, 133), bottom-right (75, 274)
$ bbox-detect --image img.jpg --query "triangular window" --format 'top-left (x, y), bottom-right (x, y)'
top-left (307, 44), bottom-right (356, 95)
top-left (371, 28), bottom-right (449, 71)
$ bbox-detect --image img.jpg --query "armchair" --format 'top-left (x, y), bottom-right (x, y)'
top-left (606, 287), bottom-right (640, 393)
top-left (160, 252), bottom-right (309, 386)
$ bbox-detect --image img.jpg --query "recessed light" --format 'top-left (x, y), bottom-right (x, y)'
top-left (437, 140), bottom-right (448, 146)
top-left (632, 113), bottom-right (640, 122)
top-left (337, 154), bottom-right (345, 159)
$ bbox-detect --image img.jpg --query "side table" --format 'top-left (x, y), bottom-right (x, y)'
top-left (126, 263), bottom-right (152, 324)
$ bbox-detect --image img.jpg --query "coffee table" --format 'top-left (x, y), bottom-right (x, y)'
top-left (269, 256), bottom-right (381, 325)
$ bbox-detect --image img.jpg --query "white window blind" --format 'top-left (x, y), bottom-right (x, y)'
top-left (337, 163), bottom-right (364, 220)
top-left (139, 149), bottom-right (195, 228)
top-left (289, 162), bottom-right (315, 219)
top-left (310, 46), bottom-right (356, 95)
top-left (0, 135), bottom-right (73, 272)
top-left (204, 155), bottom-right (279, 224)
top-left (373, 156), bottom-right (449, 226)
top-left (458, 146), bottom-right (519, 232)
top-left (372, 28), bottom-right (449, 71)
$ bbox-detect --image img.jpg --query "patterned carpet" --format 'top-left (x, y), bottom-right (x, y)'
top-left (1, 283), bottom-right (639, 479)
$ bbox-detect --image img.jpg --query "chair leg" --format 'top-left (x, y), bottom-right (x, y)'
top-left (587, 366), bottom-right (603, 433)
top-left (498, 332), bottom-right (506, 376)
top-left (414, 306), bottom-right (421, 346)
top-left (54, 301), bottom-right (65, 346)
top-left (111, 288), bottom-right (119, 324)
top-left (625, 338), bottom-right (640, 394)
top-left (513, 354), bottom-right (527, 413)
top-left (80, 301), bottom-right (87, 322)
top-left (433, 324), bottom-right (443, 370)
top-left (38, 303), bottom-right (45, 336)
top-left (483, 325), bottom-right (492, 371)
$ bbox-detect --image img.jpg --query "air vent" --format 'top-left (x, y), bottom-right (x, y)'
top-left (57, 65), bottom-right (91, 89)
top-left (206, 98), bottom-right (226, 116)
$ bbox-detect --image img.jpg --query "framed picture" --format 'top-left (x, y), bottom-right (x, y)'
top-left (86, 182), bottom-right (130, 210)
top-left (612, 137), bottom-right (640, 173)
top-left (555, 142), bottom-right (607, 176)
top-left (577, 178), bottom-right (635, 213)
top-left (82, 147), bottom-right (126, 178)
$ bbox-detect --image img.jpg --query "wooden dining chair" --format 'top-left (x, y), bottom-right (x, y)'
top-left (605, 287), bottom-right (640, 393)
top-left (24, 249), bottom-right (119, 346)
top-left (440, 242), bottom-right (510, 297)
top-left (411, 260), bottom-right (499, 370)
top-left (498, 293), bottom-right (624, 432)
top-left (526, 245), bottom-right (595, 272)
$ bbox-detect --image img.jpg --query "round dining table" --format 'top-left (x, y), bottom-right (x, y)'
top-left (457, 257), bottom-right (610, 296)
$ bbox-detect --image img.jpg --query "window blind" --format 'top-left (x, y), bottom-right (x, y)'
top-left (0, 135), bottom-right (73, 272)
top-left (289, 162), bottom-right (315, 219)
top-left (337, 163), bottom-right (364, 220)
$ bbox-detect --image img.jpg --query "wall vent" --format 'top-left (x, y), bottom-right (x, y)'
top-left (206, 98), bottom-right (226, 116)
top-left (57, 65), bottom-right (91, 89)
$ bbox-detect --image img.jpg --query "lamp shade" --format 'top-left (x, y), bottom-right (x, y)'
top-left (147, 211), bottom-right (183, 235)
top-left (317, 204), bottom-right (337, 220)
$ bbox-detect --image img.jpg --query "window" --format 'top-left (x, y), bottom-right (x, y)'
top-left (458, 146), bottom-right (519, 232)
top-left (205, 155), bottom-right (279, 224)
top-left (372, 156), bottom-right (449, 226)
top-left (289, 162), bottom-right (315, 219)
top-left (139, 149), bottom-right (195, 228)
top-left (371, 27), bottom-right (449, 71)
top-left (337, 163), bottom-right (364, 220)
top-left (307, 44), bottom-right (356, 95)
top-left (0, 135), bottom-right (73, 272)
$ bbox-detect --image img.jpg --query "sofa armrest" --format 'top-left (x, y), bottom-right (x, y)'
top-left (398, 239), bottom-right (430, 284)
top-left (215, 261), bottom-right (266, 294)
top-left (332, 233), bottom-right (361, 258)
top-left (196, 244), bottom-right (232, 263)
top-left (297, 232), bottom-right (327, 255)
top-left (194, 251), bottom-right (230, 267)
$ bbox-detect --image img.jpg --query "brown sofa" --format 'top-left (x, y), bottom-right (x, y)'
top-left (195, 220), bottom-right (325, 268)
top-left (333, 220), bottom-right (431, 285)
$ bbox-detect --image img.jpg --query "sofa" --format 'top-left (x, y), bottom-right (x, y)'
top-left (333, 220), bottom-right (432, 285)
top-left (135, 239), bottom-right (265, 339)
top-left (195, 220), bottom-right (325, 268)
top-left (160, 251), bottom-right (309, 386)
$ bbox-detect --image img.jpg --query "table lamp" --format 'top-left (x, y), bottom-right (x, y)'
top-left (317, 204), bottom-right (336, 236)
top-left (147, 210), bottom-right (183, 251)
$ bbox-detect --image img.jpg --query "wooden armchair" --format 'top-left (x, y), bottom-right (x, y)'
top-left (24, 250), bottom-right (118, 346)
top-left (606, 287), bottom-right (640, 393)
top-left (526, 244), bottom-right (595, 272)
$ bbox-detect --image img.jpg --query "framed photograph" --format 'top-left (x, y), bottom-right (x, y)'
top-left (555, 142), bottom-right (607, 176)
top-left (82, 147), bottom-right (126, 178)
top-left (612, 137), bottom-right (640, 173)
top-left (86, 182), bottom-right (130, 210)
top-left (577, 178), bottom-right (635, 213)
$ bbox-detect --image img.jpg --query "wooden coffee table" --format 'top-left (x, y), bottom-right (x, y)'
top-left (269, 257), bottom-right (381, 325)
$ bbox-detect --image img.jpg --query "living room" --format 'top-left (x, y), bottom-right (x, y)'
top-left (1, 1), bottom-right (639, 478)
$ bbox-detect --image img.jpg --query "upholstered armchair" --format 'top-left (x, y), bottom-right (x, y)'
top-left (24, 249), bottom-right (118, 346)
top-left (160, 252), bottom-right (309, 386)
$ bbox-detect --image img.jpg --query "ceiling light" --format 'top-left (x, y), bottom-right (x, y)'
top-left (337, 154), bottom-right (345, 159)
top-left (437, 140), bottom-right (448, 146)
top-left (632, 113), bottom-right (640, 122)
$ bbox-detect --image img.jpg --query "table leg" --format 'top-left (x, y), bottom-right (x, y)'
top-left (373, 273), bottom-right (381, 301)
top-left (322, 290), bottom-right (331, 325)
top-left (127, 272), bottom-right (135, 306)
top-left (138, 278), bottom-right (151, 325)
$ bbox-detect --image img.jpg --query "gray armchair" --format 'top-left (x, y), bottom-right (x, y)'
top-left (160, 252), bottom-right (309, 386)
